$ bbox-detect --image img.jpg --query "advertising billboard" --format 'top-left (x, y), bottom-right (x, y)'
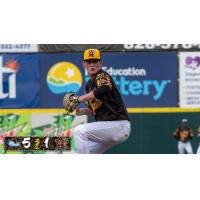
top-left (0, 44), bottom-right (38, 52)
top-left (40, 52), bottom-right (177, 108)
top-left (97, 52), bottom-right (177, 107)
top-left (0, 54), bottom-right (39, 108)
top-left (179, 52), bottom-right (200, 108)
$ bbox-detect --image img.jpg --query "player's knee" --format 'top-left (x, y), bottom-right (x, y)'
top-left (111, 132), bottom-right (130, 144)
top-left (111, 137), bottom-right (121, 143)
top-left (111, 136), bottom-right (125, 144)
top-left (73, 125), bottom-right (87, 140)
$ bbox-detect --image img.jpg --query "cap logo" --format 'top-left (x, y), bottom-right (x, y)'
top-left (89, 50), bottom-right (95, 58)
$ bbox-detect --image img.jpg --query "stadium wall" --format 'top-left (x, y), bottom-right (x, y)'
top-left (1, 44), bottom-right (200, 153)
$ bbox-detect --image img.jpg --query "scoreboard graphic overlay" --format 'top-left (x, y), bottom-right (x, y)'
top-left (4, 137), bottom-right (71, 151)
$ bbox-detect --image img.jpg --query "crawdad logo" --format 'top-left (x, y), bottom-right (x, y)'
top-left (47, 62), bottom-right (83, 94)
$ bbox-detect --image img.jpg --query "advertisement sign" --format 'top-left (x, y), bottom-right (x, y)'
top-left (39, 44), bottom-right (200, 52)
top-left (0, 110), bottom-right (87, 153)
top-left (0, 44), bottom-right (38, 52)
top-left (39, 53), bottom-right (85, 108)
top-left (0, 54), bottom-right (39, 108)
top-left (0, 113), bottom-right (31, 153)
top-left (40, 53), bottom-right (177, 108)
top-left (92, 52), bottom-right (177, 107)
top-left (179, 52), bottom-right (200, 108)
top-left (31, 113), bottom-right (86, 137)
top-left (123, 44), bottom-right (200, 51)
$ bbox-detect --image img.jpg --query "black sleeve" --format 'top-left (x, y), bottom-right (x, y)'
top-left (85, 82), bottom-right (89, 93)
top-left (93, 85), bottom-right (111, 99)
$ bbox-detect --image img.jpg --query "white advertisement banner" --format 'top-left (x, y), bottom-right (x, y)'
top-left (179, 52), bottom-right (200, 108)
top-left (0, 44), bottom-right (38, 52)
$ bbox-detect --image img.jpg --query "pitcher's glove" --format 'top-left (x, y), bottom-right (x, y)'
top-left (63, 93), bottom-right (80, 113)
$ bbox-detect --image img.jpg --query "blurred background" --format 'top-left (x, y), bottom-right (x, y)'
top-left (1, 44), bottom-right (200, 154)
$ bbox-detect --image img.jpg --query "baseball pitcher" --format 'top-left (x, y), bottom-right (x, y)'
top-left (63, 49), bottom-right (131, 154)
